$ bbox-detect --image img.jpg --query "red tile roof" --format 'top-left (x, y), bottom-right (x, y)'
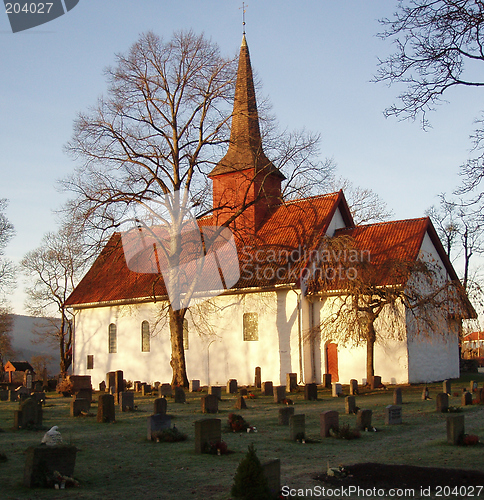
top-left (65, 191), bottom-right (353, 306)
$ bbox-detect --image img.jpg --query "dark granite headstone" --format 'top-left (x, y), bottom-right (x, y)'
top-left (70, 398), bottom-right (90, 417)
top-left (443, 380), bottom-right (451, 395)
top-left (274, 386), bottom-right (286, 403)
top-left (154, 397), bottom-right (167, 415)
top-left (195, 418), bottom-right (221, 454)
top-left (120, 392), bottom-right (134, 412)
top-left (227, 379), bottom-right (237, 394)
top-left (262, 381), bottom-right (273, 396)
top-left (255, 367), bottom-right (261, 388)
top-left (189, 380), bottom-right (200, 392)
top-left (208, 386), bottom-right (222, 400)
top-left (322, 373), bottom-right (332, 388)
top-left (235, 396), bottom-right (247, 410)
top-left (320, 410), bottom-right (339, 437)
top-left (239, 387), bottom-right (248, 396)
top-left (462, 391), bottom-right (473, 406)
top-left (385, 405), bottom-right (402, 425)
top-left (201, 394), bottom-right (219, 413)
top-left (345, 395), bottom-right (356, 414)
top-left (436, 392), bottom-right (449, 412)
top-left (349, 379), bottom-right (359, 395)
top-left (24, 445), bottom-right (77, 488)
top-left (14, 398), bottom-right (42, 429)
top-left (393, 388), bottom-right (403, 405)
top-left (147, 414), bottom-right (171, 441)
top-left (159, 383), bottom-right (172, 397)
top-left (422, 386), bottom-right (430, 400)
top-left (356, 409), bottom-right (373, 431)
top-left (447, 414), bottom-right (465, 445)
top-left (262, 459), bottom-right (281, 499)
top-left (278, 406), bottom-right (295, 425)
top-left (286, 373), bottom-right (297, 392)
top-left (97, 394), bottom-right (115, 423)
top-left (371, 376), bottom-right (382, 389)
top-left (289, 414), bottom-right (305, 441)
top-left (174, 386), bottom-right (186, 403)
top-left (99, 381), bottom-right (106, 392)
top-left (304, 383), bottom-right (317, 401)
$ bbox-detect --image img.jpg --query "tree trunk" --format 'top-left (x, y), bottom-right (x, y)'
top-left (169, 307), bottom-right (189, 388)
top-left (366, 322), bottom-right (376, 383)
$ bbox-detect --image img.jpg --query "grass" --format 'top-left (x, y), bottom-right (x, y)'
top-left (0, 374), bottom-right (484, 499)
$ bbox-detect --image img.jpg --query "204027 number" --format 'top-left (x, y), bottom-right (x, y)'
top-left (435, 485), bottom-right (483, 496)
top-left (5, 3), bottom-right (53, 14)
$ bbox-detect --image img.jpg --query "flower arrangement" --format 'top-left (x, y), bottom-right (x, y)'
top-left (463, 434), bottom-right (479, 446)
top-left (56, 379), bottom-right (74, 396)
top-left (151, 426), bottom-right (187, 443)
top-left (228, 413), bottom-right (250, 432)
top-left (329, 424), bottom-right (361, 440)
top-left (203, 440), bottom-right (229, 455)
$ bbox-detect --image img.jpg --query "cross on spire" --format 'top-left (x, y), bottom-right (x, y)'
top-left (240, 2), bottom-right (248, 34)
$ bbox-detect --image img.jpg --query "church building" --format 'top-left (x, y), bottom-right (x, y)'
top-left (65, 36), bottom-right (473, 387)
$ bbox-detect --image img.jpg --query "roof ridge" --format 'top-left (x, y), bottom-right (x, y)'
top-left (273, 191), bottom-right (340, 208)
top-left (337, 216), bottom-right (429, 231)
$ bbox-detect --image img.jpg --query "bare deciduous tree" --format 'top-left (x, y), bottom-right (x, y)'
top-left (63, 31), bottom-right (334, 387)
top-left (21, 227), bottom-right (85, 378)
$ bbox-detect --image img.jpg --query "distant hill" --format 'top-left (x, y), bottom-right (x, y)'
top-left (9, 315), bottom-right (60, 376)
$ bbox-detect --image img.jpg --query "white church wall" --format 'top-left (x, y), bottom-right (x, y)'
top-left (73, 289), bottom-right (301, 387)
top-left (326, 207), bottom-right (346, 236)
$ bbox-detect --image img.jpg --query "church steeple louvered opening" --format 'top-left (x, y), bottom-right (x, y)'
top-left (209, 35), bottom-right (285, 231)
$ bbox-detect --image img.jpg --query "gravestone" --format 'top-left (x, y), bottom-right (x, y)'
top-left (114, 370), bottom-right (124, 396)
top-left (239, 387), bottom-right (248, 396)
top-left (189, 380), bottom-right (200, 392)
top-left (134, 381), bottom-right (141, 392)
top-left (75, 388), bottom-right (92, 404)
top-left (443, 380), bottom-right (451, 395)
top-left (154, 381), bottom-right (161, 390)
top-left (262, 459), bottom-right (281, 499)
top-left (147, 414), bottom-right (171, 441)
top-left (350, 379), bottom-right (359, 395)
top-left (322, 373), bottom-right (332, 388)
top-left (255, 366), bottom-right (261, 388)
top-left (470, 380), bottom-right (478, 393)
top-left (422, 386), bottom-right (430, 400)
top-left (70, 398), bottom-right (90, 417)
top-left (8, 390), bottom-right (17, 402)
top-left (24, 445), bottom-right (77, 488)
top-left (174, 387), bottom-right (186, 403)
top-left (208, 386), bottom-right (222, 400)
top-left (0, 390), bottom-right (8, 401)
top-left (235, 396), bottom-right (247, 410)
top-left (141, 384), bottom-right (151, 396)
top-left (262, 381), bottom-right (273, 396)
top-left (14, 398), bottom-right (43, 429)
top-left (99, 381), bottom-right (106, 392)
top-left (332, 383), bottom-right (342, 397)
top-left (393, 388), bottom-right (403, 405)
top-left (33, 380), bottom-right (43, 392)
top-left (201, 394), bottom-right (218, 414)
top-left (356, 409), bottom-right (373, 431)
top-left (194, 418), bottom-right (221, 454)
top-left (227, 379), bottom-right (238, 394)
top-left (109, 386), bottom-right (116, 396)
top-left (286, 373), bottom-right (297, 392)
top-left (278, 406), bottom-right (295, 425)
top-left (371, 376), bottom-right (382, 390)
top-left (385, 405), bottom-right (402, 425)
top-left (462, 391), bottom-right (472, 406)
top-left (289, 414), bottom-right (305, 441)
top-left (159, 383), bottom-right (172, 397)
top-left (320, 410), bottom-right (339, 437)
top-left (345, 395), bottom-right (357, 414)
top-left (304, 383), bottom-right (317, 401)
top-left (274, 386), bottom-right (286, 403)
top-left (119, 392), bottom-right (134, 412)
top-left (154, 398), bottom-right (167, 415)
top-left (436, 392), bottom-right (449, 412)
top-left (97, 394), bottom-right (115, 423)
top-left (447, 414), bottom-right (465, 445)
top-left (24, 370), bottom-right (33, 390)
top-left (106, 371), bottom-right (116, 391)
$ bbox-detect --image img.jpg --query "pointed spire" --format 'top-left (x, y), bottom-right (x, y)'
top-left (209, 35), bottom-right (283, 179)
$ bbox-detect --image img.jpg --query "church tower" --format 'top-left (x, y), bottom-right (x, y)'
top-left (209, 35), bottom-right (285, 233)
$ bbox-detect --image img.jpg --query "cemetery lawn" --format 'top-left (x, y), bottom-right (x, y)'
top-left (1, 374), bottom-right (484, 499)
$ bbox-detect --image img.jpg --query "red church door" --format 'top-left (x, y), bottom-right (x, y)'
top-left (326, 343), bottom-right (339, 382)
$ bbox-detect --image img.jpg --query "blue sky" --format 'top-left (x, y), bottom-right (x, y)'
top-left (1, 1), bottom-right (479, 314)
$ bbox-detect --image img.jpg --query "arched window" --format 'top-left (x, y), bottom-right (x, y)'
top-left (141, 321), bottom-right (150, 352)
top-left (108, 323), bottom-right (117, 353)
top-left (243, 312), bottom-right (258, 341)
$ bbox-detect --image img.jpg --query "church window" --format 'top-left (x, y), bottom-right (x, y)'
top-left (108, 323), bottom-right (117, 353)
top-left (141, 321), bottom-right (150, 352)
top-left (87, 355), bottom-right (94, 369)
top-left (183, 319), bottom-right (189, 350)
top-left (243, 313), bottom-right (258, 341)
